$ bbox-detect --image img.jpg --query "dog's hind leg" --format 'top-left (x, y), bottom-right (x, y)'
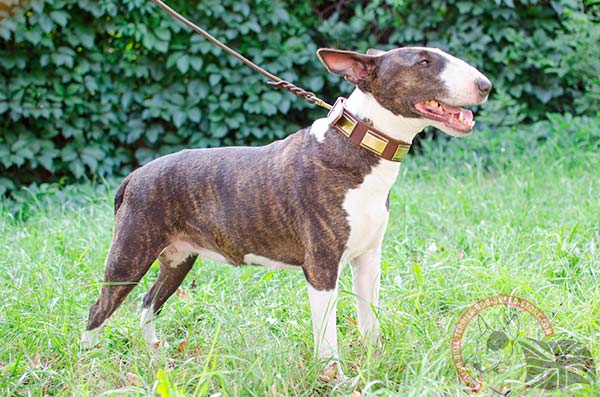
top-left (81, 226), bottom-right (165, 349)
top-left (140, 252), bottom-right (197, 349)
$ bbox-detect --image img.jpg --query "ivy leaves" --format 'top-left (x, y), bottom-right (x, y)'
top-left (0, 0), bottom-right (598, 194)
top-left (0, 0), bottom-right (323, 191)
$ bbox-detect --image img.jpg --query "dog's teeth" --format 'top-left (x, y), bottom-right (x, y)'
top-left (458, 113), bottom-right (465, 122)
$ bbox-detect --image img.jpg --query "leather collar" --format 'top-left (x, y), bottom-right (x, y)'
top-left (326, 97), bottom-right (411, 162)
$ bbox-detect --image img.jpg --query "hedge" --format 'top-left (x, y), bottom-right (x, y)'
top-left (0, 0), bottom-right (598, 194)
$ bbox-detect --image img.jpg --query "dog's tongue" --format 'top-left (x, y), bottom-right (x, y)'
top-left (441, 103), bottom-right (473, 123)
top-left (415, 100), bottom-right (475, 132)
top-left (416, 100), bottom-right (475, 131)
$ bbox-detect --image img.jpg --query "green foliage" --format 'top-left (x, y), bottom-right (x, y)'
top-left (0, 0), bottom-right (325, 192)
top-left (0, 0), bottom-right (599, 192)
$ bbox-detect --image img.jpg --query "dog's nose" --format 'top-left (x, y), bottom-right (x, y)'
top-left (476, 78), bottom-right (492, 97)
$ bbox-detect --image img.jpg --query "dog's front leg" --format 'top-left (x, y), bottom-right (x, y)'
top-left (350, 247), bottom-right (381, 341)
top-left (304, 254), bottom-right (345, 381)
top-left (307, 283), bottom-right (339, 360)
top-left (307, 281), bottom-right (348, 382)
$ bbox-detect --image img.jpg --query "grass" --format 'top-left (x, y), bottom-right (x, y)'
top-left (1, 114), bottom-right (599, 396)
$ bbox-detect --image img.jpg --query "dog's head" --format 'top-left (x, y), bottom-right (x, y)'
top-left (317, 47), bottom-right (491, 136)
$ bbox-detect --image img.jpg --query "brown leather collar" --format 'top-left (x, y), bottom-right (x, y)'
top-left (326, 97), bottom-right (411, 162)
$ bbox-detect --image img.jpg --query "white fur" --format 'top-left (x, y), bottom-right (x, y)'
top-left (307, 284), bottom-right (339, 359)
top-left (196, 248), bottom-right (229, 263)
top-left (160, 251), bottom-right (192, 268)
top-left (350, 247), bottom-right (381, 339)
top-left (425, 47), bottom-right (490, 106)
top-left (80, 320), bottom-right (107, 349)
top-left (339, 90), bottom-right (412, 347)
top-left (243, 253), bottom-right (300, 270)
top-left (164, 240), bottom-right (230, 264)
top-left (140, 307), bottom-right (159, 347)
top-left (342, 160), bottom-right (394, 260)
top-left (339, 90), bottom-right (404, 259)
top-left (345, 89), bottom-right (429, 144)
top-left (309, 117), bottom-right (330, 143)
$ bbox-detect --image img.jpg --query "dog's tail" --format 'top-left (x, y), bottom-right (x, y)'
top-left (113, 175), bottom-right (131, 216)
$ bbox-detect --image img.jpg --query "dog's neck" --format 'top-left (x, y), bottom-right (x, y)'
top-left (345, 89), bottom-right (428, 144)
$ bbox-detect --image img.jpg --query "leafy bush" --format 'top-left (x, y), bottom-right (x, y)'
top-left (0, 0), bottom-right (327, 194)
top-left (0, 0), bottom-right (598, 193)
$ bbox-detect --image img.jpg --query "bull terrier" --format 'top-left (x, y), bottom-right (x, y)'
top-left (81, 46), bottom-right (491, 378)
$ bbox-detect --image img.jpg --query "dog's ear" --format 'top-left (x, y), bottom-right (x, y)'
top-left (366, 48), bottom-right (386, 56)
top-left (317, 48), bottom-right (378, 84)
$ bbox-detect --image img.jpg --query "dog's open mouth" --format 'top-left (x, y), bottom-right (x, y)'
top-left (414, 100), bottom-right (475, 133)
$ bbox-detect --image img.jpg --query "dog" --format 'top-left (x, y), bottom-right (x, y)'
top-left (81, 46), bottom-right (491, 377)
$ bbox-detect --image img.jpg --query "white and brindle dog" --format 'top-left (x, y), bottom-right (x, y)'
top-left (82, 46), bottom-right (491, 377)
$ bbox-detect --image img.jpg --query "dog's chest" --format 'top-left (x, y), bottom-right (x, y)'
top-left (342, 160), bottom-right (400, 259)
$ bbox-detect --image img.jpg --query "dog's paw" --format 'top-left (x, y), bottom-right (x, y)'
top-left (318, 360), bottom-right (348, 384)
top-left (148, 338), bottom-right (170, 353)
top-left (80, 329), bottom-right (102, 349)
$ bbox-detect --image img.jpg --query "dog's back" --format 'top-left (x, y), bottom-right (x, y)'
top-left (111, 125), bottom-right (378, 268)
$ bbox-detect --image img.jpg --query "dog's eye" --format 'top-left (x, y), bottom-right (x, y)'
top-left (418, 59), bottom-right (430, 66)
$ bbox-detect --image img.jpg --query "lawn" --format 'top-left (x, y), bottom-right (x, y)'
top-left (1, 114), bottom-right (599, 396)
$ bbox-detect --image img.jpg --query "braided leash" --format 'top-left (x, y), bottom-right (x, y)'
top-left (151, 0), bottom-right (332, 110)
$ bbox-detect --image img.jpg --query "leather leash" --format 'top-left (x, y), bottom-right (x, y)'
top-left (150, 0), bottom-right (332, 110)
top-left (151, 0), bottom-right (412, 162)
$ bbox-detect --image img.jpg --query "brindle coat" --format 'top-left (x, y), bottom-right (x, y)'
top-left (84, 47), bottom-right (488, 351)
top-left (86, 120), bottom-right (384, 329)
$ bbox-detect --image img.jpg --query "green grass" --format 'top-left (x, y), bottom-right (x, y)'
top-left (1, 115), bottom-right (599, 396)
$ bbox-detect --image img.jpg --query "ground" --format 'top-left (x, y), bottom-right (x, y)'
top-left (1, 115), bottom-right (599, 396)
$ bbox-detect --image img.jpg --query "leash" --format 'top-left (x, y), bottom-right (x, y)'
top-left (150, 0), bottom-right (332, 110)
top-left (150, 0), bottom-right (411, 162)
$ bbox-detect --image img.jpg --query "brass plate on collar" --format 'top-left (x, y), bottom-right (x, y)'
top-left (360, 131), bottom-right (388, 155)
top-left (337, 114), bottom-right (357, 136)
top-left (392, 145), bottom-right (410, 161)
